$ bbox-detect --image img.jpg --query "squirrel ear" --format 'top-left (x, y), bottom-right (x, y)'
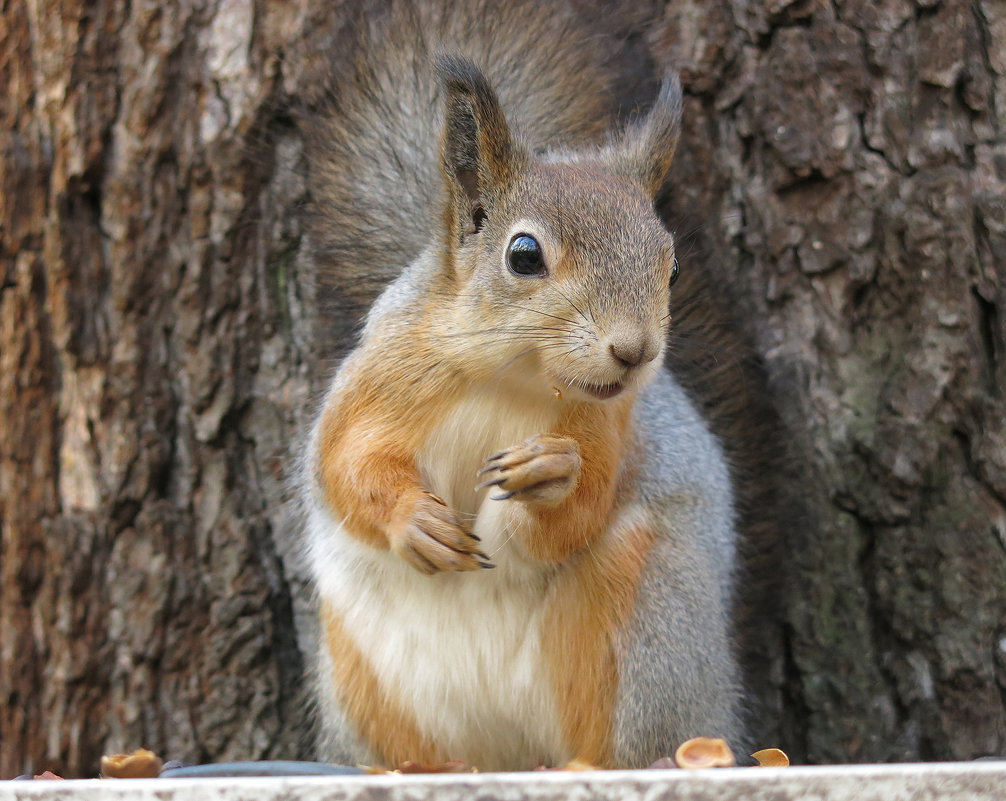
top-left (605, 73), bottom-right (683, 198)
top-left (437, 54), bottom-right (521, 232)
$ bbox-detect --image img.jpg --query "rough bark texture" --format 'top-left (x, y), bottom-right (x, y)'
top-left (1, 0), bottom-right (1004, 778)
top-left (652, 0), bottom-right (1006, 763)
top-left (0, 0), bottom-right (328, 777)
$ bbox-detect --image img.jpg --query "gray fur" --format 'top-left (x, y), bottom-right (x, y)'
top-left (613, 370), bottom-right (743, 765)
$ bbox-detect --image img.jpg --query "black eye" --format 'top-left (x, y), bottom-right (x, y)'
top-left (506, 234), bottom-right (546, 276)
top-left (669, 258), bottom-right (679, 287)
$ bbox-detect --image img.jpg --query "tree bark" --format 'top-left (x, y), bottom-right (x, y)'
top-left (0, 0), bottom-right (330, 777)
top-left (1, 0), bottom-right (1003, 777)
top-left (653, 0), bottom-right (1006, 762)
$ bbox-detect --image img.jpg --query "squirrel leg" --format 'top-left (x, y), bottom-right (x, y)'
top-left (473, 405), bottom-right (630, 564)
top-left (476, 434), bottom-right (582, 506)
top-left (387, 487), bottom-right (492, 574)
top-left (318, 412), bottom-right (489, 574)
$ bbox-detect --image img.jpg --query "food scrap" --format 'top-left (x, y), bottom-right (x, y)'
top-left (552, 386), bottom-right (562, 400)
top-left (100, 748), bottom-right (163, 779)
top-left (395, 760), bottom-right (470, 774)
top-left (673, 737), bottom-right (736, 769)
top-left (751, 748), bottom-right (790, 767)
top-left (561, 759), bottom-right (599, 771)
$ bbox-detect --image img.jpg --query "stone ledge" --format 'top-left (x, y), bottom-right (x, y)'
top-left (3, 762), bottom-right (1006, 800)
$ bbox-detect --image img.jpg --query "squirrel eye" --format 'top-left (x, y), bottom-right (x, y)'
top-left (669, 258), bottom-right (680, 287)
top-left (506, 234), bottom-right (546, 276)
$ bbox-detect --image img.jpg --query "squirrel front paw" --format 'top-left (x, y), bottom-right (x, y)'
top-left (388, 488), bottom-right (493, 575)
top-left (476, 434), bottom-right (582, 506)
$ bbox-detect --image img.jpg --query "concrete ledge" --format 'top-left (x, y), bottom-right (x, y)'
top-left (3, 762), bottom-right (1006, 800)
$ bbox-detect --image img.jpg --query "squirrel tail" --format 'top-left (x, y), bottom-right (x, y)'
top-left (303, 0), bottom-right (656, 349)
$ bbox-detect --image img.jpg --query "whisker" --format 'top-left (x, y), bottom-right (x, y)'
top-left (508, 304), bottom-right (578, 326)
top-left (488, 518), bottom-right (519, 558)
top-left (550, 283), bottom-right (590, 326)
top-left (485, 343), bottom-right (574, 381)
top-left (427, 331), bottom-right (571, 346)
top-left (429, 324), bottom-right (572, 337)
top-left (582, 288), bottom-right (598, 325)
top-left (582, 531), bottom-right (601, 569)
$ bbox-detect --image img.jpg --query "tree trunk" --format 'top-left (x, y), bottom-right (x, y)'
top-left (1, 0), bottom-right (1003, 778)
top-left (0, 0), bottom-right (329, 777)
top-left (652, 0), bottom-right (1006, 762)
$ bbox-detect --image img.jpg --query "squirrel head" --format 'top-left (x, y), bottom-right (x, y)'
top-left (435, 55), bottom-right (682, 403)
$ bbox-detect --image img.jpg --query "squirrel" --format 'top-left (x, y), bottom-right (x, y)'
top-left (300, 0), bottom-right (753, 770)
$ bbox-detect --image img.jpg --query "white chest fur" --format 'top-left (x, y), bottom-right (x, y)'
top-left (418, 389), bottom-right (559, 563)
top-left (309, 390), bottom-right (568, 769)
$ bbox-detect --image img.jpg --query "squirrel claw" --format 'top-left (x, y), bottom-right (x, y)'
top-left (475, 476), bottom-right (506, 491)
top-left (479, 434), bottom-right (581, 506)
top-left (389, 489), bottom-right (487, 575)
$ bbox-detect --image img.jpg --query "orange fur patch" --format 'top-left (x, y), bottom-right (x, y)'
top-left (543, 521), bottom-right (656, 767)
top-left (519, 395), bottom-right (634, 562)
top-left (320, 600), bottom-right (444, 766)
top-left (316, 350), bottom-right (461, 549)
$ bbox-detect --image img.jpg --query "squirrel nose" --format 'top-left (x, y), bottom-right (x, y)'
top-left (609, 331), bottom-right (658, 368)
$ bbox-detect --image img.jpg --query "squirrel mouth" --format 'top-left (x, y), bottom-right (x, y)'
top-left (579, 380), bottom-right (625, 400)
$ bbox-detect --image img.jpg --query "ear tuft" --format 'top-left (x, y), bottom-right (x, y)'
top-left (606, 73), bottom-right (683, 197)
top-left (436, 54), bottom-right (521, 233)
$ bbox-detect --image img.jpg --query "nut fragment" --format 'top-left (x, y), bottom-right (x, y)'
top-left (751, 748), bottom-right (790, 767)
top-left (562, 759), bottom-right (597, 771)
top-left (673, 737), bottom-right (736, 769)
top-left (100, 749), bottom-right (163, 779)
top-left (396, 760), bottom-right (469, 773)
top-left (423, 491), bottom-right (448, 506)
